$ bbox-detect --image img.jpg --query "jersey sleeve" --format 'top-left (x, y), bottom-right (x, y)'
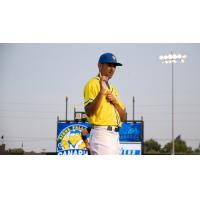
top-left (83, 80), bottom-right (98, 107)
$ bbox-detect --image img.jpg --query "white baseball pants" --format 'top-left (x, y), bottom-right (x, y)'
top-left (89, 126), bottom-right (120, 155)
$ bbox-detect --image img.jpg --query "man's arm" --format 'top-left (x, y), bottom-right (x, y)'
top-left (113, 102), bottom-right (126, 122)
top-left (106, 92), bottom-right (126, 121)
top-left (85, 75), bottom-right (108, 117)
top-left (85, 91), bottom-right (104, 117)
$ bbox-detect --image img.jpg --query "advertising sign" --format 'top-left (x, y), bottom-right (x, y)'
top-left (120, 143), bottom-right (142, 155)
top-left (57, 121), bottom-right (143, 155)
top-left (57, 122), bottom-right (91, 155)
top-left (119, 122), bottom-right (142, 142)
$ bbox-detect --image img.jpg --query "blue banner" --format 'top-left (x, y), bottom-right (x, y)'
top-left (119, 122), bottom-right (142, 142)
top-left (57, 121), bottom-right (143, 155)
top-left (57, 122), bottom-right (91, 155)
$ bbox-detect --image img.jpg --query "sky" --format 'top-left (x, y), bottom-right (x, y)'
top-left (0, 43), bottom-right (200, 152)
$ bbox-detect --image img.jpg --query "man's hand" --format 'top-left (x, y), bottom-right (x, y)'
top-left (106, 91), bottom-right (125, 121)
top-left (99, 73), bottom-right (109, 94)
top-left (106, 91), bottom-right (119, 105)
top-left (85, 73), bottom-right (108, 117)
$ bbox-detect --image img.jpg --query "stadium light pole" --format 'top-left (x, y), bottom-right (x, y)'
top-left (159, 53), bottom-right (187, 155)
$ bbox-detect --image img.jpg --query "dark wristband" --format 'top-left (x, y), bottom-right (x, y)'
top-left (82, 135), bottom-right (87, 140)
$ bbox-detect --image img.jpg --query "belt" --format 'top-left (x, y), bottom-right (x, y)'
top-left (91, 125), bottom-right (120, 132)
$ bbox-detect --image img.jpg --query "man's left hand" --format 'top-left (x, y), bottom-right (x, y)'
top-left (106, 92), bottom-right (119, 106)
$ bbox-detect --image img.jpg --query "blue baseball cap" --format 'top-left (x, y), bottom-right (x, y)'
top-left (98, 53), bottom-right (123, 66)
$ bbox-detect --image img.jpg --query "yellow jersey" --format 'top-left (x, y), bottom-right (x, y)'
top-left (83, 76), bottom-right (125, 126)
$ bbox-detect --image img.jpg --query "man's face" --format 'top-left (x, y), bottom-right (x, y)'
top-left (98, 63), bottom-right (117, 79)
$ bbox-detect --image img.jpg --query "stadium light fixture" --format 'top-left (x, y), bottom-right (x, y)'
top-left (159, 52), bottom-right (187, 155)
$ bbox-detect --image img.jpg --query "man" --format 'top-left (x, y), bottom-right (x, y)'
top-left (83, 52), bottom-right (126, 155)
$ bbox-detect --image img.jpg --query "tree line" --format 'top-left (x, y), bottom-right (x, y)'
top-left (144, 135), bottom-right (200, 155)
top-left (2, 134), bottom-right (200, 155)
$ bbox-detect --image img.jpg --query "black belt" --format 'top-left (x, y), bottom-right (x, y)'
top-left (91, 125), bottom-right (120, 132)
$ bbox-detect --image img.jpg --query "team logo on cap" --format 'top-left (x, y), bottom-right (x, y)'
top-left (112, 55), bottom-right (116, 61)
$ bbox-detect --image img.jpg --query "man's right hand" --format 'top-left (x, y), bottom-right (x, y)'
top-left (99, 73), bottom-right (108, 94)
top-left (85, 73), bottom-right (109, 117)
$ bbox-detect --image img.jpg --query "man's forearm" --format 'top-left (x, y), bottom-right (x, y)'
top-left (113, 103), bottom-right (126, 122)
top-left (85, 91), bottom-right (105, 117)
